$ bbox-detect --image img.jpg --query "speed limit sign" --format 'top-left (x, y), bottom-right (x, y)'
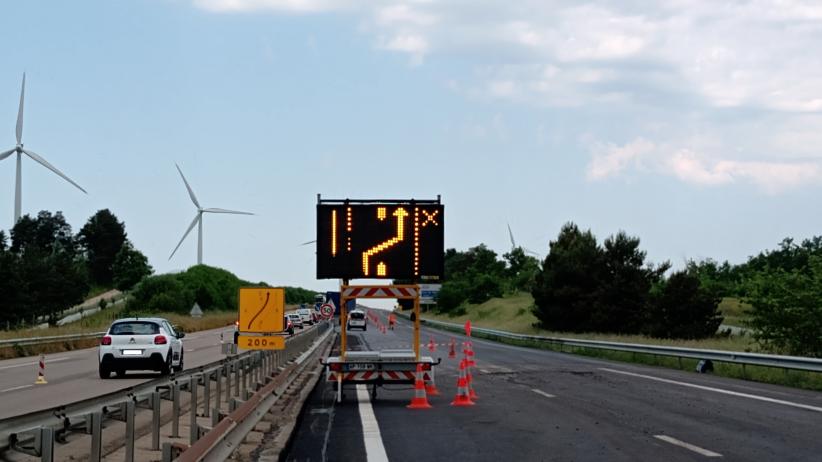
top-left (320, 303), bottom-right (334, 319)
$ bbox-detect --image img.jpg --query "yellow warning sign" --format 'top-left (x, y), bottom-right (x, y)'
top-left (238, 287), bottom-right (285, 333)
top-left (237, 335), bottom-right (285, 350)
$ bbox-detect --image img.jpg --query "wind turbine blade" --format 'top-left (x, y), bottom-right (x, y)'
top-left (202, 207), bottom-right (254, 215)
top-left (16, 73), bottom-right (24, 145)
top-left (300, 240), bottom-right (316, 246)
top-left (507, 223), bottom-right (516, 248)
top-left (169, 213), bottom-right (200, 260)
top-left (22, 149), bottom-right (87, 194)
top-left (175, 163), bottom-right (200, 208)
top-left (0, 148), bottom-right (15, 161)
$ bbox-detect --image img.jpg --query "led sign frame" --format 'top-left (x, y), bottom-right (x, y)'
top-left (316, 197), bottom-right (444, 281)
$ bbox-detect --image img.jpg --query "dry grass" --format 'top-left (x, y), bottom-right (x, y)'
top-left (423, 292), bottom-right (757, 352)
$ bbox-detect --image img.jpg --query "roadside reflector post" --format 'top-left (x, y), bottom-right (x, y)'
top-left (189, 375), bottom-right (199, 444)
top-left (151, 391), bottom-right (161, 450)
top-left (35, 354), bottom-right (47, 385)
top-left (125, 400), bottom-right (135, 462)
top-left (89, 411), bottom-right (103, 462)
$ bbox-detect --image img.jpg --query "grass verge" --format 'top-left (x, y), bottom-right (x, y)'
top-left (415, 292), bottom-right (822, 392)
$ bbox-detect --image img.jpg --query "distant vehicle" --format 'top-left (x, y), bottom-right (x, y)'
top-left (314, 293), bottom-right (325, 310)
top-left (347, 309), bottom-right (367, 331)
top-left (287, 312), bottom-right (304, 329)
top-left (98, 317), bottom-right (185, 379)
top-left (297, 308), bottom-right (315, 325)
top-left (284, 316), bottom-right (294, 336)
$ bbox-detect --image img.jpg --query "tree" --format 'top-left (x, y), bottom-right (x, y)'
top-left (127, 274), bottom-right (194, 315)
top-left (531, 223), bottom-right (604, 332)
top-left (10, 211), bottom-right (76, 256)
top-left (594, 232), bottom-right (667, 334)
top-left (745, 258), bottom-right (822, 357)
top-left (112, 241), bottom-right (153, 291)
top-left (436, 280), bottom-right (470, 313)
top-left (78, 209), bottom-right (127, 286)
top-left (503, 247), bottom-right (540, 293)
top-left (645, 270), bottom-right (722, 339)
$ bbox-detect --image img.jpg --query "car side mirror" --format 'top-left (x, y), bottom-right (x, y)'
top-left (177, 332), bottom-right (186, 339)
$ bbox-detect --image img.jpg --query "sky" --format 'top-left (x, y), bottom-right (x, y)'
top-left (2, 0), bottom-right (822, 295)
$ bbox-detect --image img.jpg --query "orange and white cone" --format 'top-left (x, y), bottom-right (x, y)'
top-left (448, 339), bottom-right (456, 359)
top-left (464, 341), bottom-right (476, 367)
top-left (424, 365), bottom-right (440, 396)
top-left (407, 363), bottom-right (432, 409)
top-left (428, 337), bottom-right (436, 352)
top-left (450, 359), bottom-right (475, 406)
top-left (35, 354), bottom-right (47, 385)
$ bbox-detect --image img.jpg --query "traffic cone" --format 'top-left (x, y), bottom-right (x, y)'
top-left (448, 339), bottom-right (456, 359)
top-left (467, 367), bottom-right (478, 400)
top-left (34, 354), bottom-right (47, 385)
top-left (450, 359), bottom-right (474, 406)
top-left (464, 341), bottom-right (476, 367)
top-left (407, 363), bottom-right (432, 409)
top-left (424, 367), bottom-right (440, 396)
top-left (427, 337), bottom-right (436, 352)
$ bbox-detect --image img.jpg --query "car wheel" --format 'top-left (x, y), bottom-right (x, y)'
top-left (98, 363), bottom-right (111, 379)
top-left (115, 368), bottom-right (126, 377)
top-left (160, 353), bottom-right (172, 376)
top-left (173, 350), bottom-right (184, 373)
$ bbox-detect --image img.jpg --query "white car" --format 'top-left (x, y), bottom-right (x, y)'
top-left (287, 312), bottom-right (304, 329)
top-left (98, 317), bottom-right (185, 378)
top-left (347, 310), bottom-right (366, 331)
top-left (296, 308), bottom-right (315, 325)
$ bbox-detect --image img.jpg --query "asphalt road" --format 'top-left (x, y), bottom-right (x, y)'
top-left (0, 324), bottom-right (236, 419)
top-left (287, 312), bottom-right (822, 462)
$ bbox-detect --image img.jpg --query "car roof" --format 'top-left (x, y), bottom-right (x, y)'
top-left (111, 317), bottom-right (168, 324)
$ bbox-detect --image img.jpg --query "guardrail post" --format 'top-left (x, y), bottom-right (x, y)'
top-left (242, 358), bottom-right (248, 392)
top-left (225, 363), bottom-right (232, 402)
top-left (234, 360), bottom-right (240, 397)
top-left (189, 375), bottom-right (199, 444)
top-left (37, 427), bottom-right (54, 462)
top-left (171, 383), bottom-right (180, 438)
top-left (215, 366), bottom-right (222, 412)
top-left (151, 391), bottom-right (161, 451)
top-left (89, 411), bottom-right (102, 462)
top-left (125, 400), bottom-right (135, 462)
top-left (203, 371), bottom-right (211, 418)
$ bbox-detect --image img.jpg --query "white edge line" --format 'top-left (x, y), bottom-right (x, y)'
top-left (600, 367), bottom-right (822, 414)
top-left (531, 388), bottom-right (556, 399)
top-left (356, 384), bottom-right (389, 462)
top-left (654, 435), bottom-right (722, 458)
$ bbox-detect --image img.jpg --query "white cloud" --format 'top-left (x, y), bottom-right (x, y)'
top-left (587, 138), bottom-right (656, 180)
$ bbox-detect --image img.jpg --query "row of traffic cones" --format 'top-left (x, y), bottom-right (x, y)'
top-left (407, 338), bottom-right (477, 409)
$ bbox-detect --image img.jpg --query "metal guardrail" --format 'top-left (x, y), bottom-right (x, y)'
top-left (408, 315), bottom-right (822, 373)
top-left (0, 321), bottom-right (333, 461)
top-left (0, 332), bottom-right (106, 348)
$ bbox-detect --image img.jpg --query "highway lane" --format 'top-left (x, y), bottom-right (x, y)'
top-left (0, 324), bottom-right (236, 419)
top-left (288, 313), bottom-right (822, 462)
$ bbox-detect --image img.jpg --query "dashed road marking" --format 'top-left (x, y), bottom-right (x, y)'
top-left (601, 367), bottom-right (822, 414)
top-left (0, 384), bottom-right (33, 393)
top-left (531, 388), bottom-right (556, 399)
top-left (356, 384), bottom-right (389, 462)
top-left (654, 435), bottom-right (722, 458)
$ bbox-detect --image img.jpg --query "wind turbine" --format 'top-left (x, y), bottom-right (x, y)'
top-left (168, 163), bottom-right (253, 265)
top-left (507, 223), bottom-right (541, 258)
top-left (0, 73), bottom-right (87, 224)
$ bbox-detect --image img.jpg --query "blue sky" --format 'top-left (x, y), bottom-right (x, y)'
top-left (2, 1), bottom-right (822, 293)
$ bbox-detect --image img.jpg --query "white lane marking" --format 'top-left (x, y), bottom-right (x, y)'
top-left (0, 384), bottom-right (33, 393)
top-left (531, 388), bottom-right (556, 399)
top-left (654, 435), bottom-right (722, 458)
top-left (479, 369), bottom-right (491, 374)
top-left (356, 384), bottom-right (389, 462)
top-left (600, 368), bottom-right (822, 414)
top-left (0, 356), bottom-right (73, 371)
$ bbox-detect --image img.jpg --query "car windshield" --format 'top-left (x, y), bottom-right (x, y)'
top-left (350, 312), bottom-right (365, 320)
top-left (110, 321), bottom-right (160, 335)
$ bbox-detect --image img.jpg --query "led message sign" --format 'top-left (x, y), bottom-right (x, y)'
top-left (316, 200), bottom-right (444, 280)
